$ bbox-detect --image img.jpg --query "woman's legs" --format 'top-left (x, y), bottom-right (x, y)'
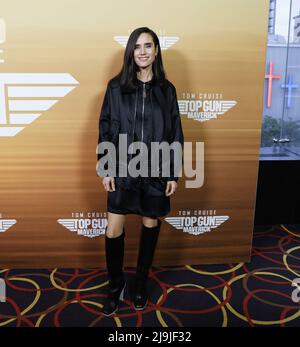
top-left (133, 216), bottom-right (162, 310)
top-left (102, 212), bottom-right (126, 316)
top-left (106, 212), bottom-right (126, 238)
top-left (142, 216), bottom-right (158, 228)
top-left (105, 212), bottom-right (126, 282)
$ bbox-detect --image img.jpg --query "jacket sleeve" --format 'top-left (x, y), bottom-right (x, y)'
top-left (96, 83), bottom-right (111, 177)
top-left (167, 85), bottom-right (184, 182)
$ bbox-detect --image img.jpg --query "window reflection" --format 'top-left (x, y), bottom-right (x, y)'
top-left (260, 0), bottom-right (300, 160)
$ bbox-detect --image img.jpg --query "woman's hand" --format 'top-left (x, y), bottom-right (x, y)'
top-left (165, 181), bottom-right (177, 196)
top-left (102, 177), bottom-right (115, 192)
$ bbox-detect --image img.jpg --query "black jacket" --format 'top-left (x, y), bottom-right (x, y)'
top-left (96, 76), bottom-right (184, 192)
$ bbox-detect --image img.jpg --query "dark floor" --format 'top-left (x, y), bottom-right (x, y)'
top-left (0, 224), bottom-right (300, 327)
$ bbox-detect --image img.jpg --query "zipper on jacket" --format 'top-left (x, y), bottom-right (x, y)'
top-left (141, 82), bottom-right (145, 156)
top-left (130, 91), bottom-right (138, 162)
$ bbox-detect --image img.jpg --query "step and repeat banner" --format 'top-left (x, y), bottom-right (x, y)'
top-left (0, 0), bottom-right (269, 268)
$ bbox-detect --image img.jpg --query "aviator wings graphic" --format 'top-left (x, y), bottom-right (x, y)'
top-left (0, 73), bottom-right (79, 136)
top-left (57, 219), bottom-right (78, 233)
top-left (114, 35), bottom-right (179, 50)
top-left (0, 219), bottom-right (17, 233)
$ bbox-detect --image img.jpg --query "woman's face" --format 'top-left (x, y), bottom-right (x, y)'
top-left (133, 32), bottom-right (157, 70)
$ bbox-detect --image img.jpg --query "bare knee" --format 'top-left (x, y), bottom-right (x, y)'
top-left (106, 227), bottom-right (124, 238)
top-left (106, 212), bottom-right (125, 238)
top-left (142, 216), bottom-right (158, 228)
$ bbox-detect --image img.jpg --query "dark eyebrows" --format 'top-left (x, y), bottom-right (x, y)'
top-left (134, 42), bottom-right (153, 48)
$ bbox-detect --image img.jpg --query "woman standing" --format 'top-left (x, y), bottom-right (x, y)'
top-left (97, 27), bottom-right (184, 316)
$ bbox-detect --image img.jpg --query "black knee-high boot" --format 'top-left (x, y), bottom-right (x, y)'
top-left (133, 219), bottom-right (162, 310)
top-left (102, 226), bottom-right (126, 316)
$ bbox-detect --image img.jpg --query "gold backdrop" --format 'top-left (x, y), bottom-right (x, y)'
top-left (0, 0), bottom-right (269, 268)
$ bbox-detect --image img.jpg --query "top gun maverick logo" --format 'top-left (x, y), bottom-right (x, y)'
top-left (179, 92), bottom-right (237, 122)
top-left (165, 210), bottom-right (229, 235)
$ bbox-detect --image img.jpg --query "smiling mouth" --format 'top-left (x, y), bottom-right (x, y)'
top-left (139, 57), bottom-right (149, 61)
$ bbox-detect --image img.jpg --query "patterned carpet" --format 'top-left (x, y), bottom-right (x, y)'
top-left (0, 224), bottom-right (300, 327)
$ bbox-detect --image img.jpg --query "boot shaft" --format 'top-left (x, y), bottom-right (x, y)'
top-left (105, 226), bottom-right (125, 281)
top-left (136, 219), bottom-right (162, 280)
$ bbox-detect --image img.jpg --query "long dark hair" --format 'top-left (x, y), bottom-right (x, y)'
top-left (114, 27), bottom-right (167, 93)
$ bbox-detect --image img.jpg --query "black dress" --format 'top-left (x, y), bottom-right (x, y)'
top-left (107, 77), bottom-right (170, 218)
